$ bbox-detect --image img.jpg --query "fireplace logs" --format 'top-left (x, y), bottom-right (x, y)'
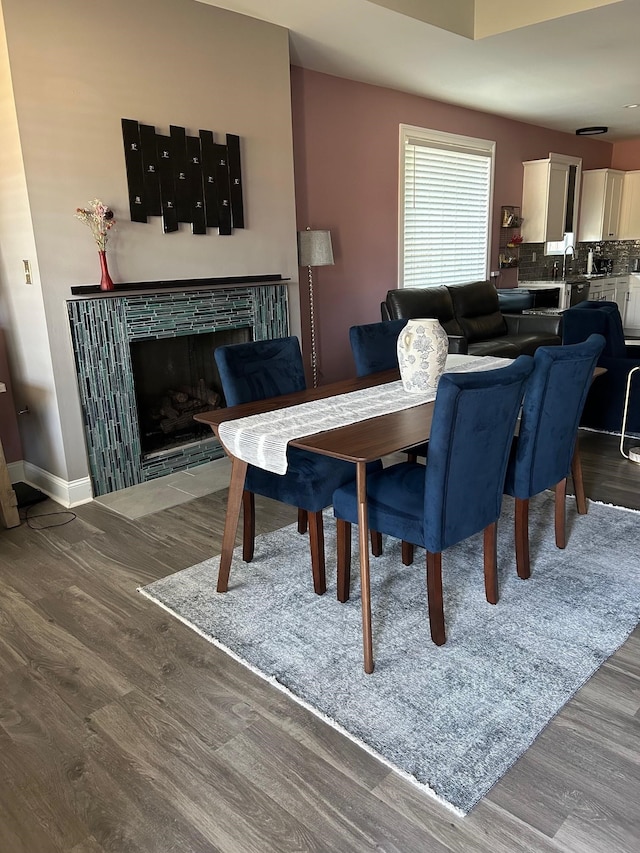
top-left (153, 379), bottom-right (221, 435)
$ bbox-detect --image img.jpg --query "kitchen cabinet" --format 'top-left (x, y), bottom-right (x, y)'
top-left (578, 169), bottom-right (624, 241)
top-left (613, 276), bottom-right (629, 326)
top-left (520, 155), bottom-right (580, 244)
top-left (588, 276), bottom-right (628, 325)
top-left (587, 280), bottom-right (611, 300)
top-left (618, 171), bottom-right (640, 239)
top-left (625, 275), bottom-right (640, 335)
top-left (521, 157), bottom-right (572, 243)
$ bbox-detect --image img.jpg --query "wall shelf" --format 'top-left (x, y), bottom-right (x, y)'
top-left (499, 205), bottom-right (522, 270)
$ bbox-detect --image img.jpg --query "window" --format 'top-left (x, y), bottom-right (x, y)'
top-left (400, 125), bottom-right (495, 288)
top-left (546, 231), bottom-right (576, 256)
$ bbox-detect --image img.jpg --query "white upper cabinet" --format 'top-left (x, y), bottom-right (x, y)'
top-left (521, 156), bottom-right (579, 243)
top-left (618, 170), bottom-right (640, 240)
top-left (578, 169), bottom-right (624, 242)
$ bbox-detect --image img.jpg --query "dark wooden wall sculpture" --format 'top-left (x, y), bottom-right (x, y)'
top-left (121, 119), bottom-right (245, 235)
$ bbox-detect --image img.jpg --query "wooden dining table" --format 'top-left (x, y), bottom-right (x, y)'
top-left (194, 359), bottom-right (604, 674)
top-left (194, 365), bottom-right (443, 673)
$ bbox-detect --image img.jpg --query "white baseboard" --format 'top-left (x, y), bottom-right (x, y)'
top-left (8, 460), bottom-right (25, 484)
top-left (12, 460), bottom-right (93, 508)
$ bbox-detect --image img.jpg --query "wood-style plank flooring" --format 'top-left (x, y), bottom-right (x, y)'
top-left (0, 430), bottom-right (639, 852)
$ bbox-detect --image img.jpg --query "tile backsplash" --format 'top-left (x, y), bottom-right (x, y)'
top-left (518, 240), bottom-right (640, 281)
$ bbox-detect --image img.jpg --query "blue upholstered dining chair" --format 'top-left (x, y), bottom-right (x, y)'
top-left (214, 336), bottom-right (381, 595)
top-left (332, 356), bottom-right (534, 645)
top-left (349, 318), bottom-right (407, 377)
top-left (562, 300), bottom-right (640, 434)
top-left (503, 334), bottom-right (605, 579)
top-left (349, 319), bottom-right (429, 461)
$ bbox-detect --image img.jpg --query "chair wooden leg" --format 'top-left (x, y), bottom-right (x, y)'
top-left (336, 519), bottom-right (351, 602)
top-left (514, 497), bottom-right (531, 580)
top-left (308, 510), bottom-right (326, 595)
top-left (241, 490), bottom-right (255, 563)
top-left (298, 508), bottom-right (308, 533)
top-left (426, 551), bottom-right (446, 645)
top-left (402, 541), bottom-right (414, 566)
top-left (571, 443), bottom-right (587, 515)
top-left (406, 452), bottom-right (418, 463)
top-left (370, 530), bottom-right (383, 557)
top-left (555, 478), bottom-right (567, 549)
top-left (484, 522), bottom-right (499, 605)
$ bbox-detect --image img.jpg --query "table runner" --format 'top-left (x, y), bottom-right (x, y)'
top-left (218, 355), bottom-right (510, 474)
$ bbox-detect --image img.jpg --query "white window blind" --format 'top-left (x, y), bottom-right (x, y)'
top-left (400, 126), bottom-right (494, 288)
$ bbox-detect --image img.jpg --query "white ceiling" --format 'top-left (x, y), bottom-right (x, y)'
top-left (198, 0), bottom-right (640, 141)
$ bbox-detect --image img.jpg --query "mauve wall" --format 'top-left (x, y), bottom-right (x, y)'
top-left (291, 67), bottom-right (614, 384)
top-left (611, 139), bottom-right (640, 170)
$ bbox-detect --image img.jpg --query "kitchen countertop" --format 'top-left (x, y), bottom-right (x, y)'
top-left (517, 277), bottom-right (603, 289)
top-left (516, 281), bottom-right (563, 289)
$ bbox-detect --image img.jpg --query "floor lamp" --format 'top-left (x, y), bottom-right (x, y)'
top-left (298, 227), bottom-right (334, 388)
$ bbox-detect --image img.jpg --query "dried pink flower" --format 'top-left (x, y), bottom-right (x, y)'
top-left (75, 199), bottom-right (116, 251)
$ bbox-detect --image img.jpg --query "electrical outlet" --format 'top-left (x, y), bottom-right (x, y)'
top-left (23, 259), bottom-right (32, 284)
top-left (532, 251), bottom-right (537, 262)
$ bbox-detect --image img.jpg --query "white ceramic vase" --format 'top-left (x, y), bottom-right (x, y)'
top-left (397, 318), bottom-right (449, 393)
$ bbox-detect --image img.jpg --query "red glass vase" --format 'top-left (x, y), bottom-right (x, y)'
top-left (98, 250), bottom-right (114, 291)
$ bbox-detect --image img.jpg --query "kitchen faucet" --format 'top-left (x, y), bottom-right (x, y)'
top-left (562, 245), bottom-right (575, 280)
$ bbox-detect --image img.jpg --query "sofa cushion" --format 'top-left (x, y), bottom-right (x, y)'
top-left (494, 333), bottom-right (562, 357)
top-left (447, 280), bottom-right (507, 343)
top-left (467, 339), bottom-right (521, 358)
top-left (385, 286), bottom-right (464, 336)
top-left (497, 289), bottom-right (534, 313)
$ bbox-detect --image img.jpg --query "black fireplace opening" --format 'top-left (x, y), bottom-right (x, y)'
top-left (130, 327), bottom-right (251, 457)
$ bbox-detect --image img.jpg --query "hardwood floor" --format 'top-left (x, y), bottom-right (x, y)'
top-left (1, 430), bottom-right (639, 852)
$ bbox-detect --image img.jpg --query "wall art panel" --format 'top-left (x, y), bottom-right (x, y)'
top-left (121, 118), bottom-right (244, 235)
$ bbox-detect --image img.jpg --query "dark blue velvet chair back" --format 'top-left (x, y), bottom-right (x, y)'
top-left (349, 318), bottom-right (430, 460)
top-left (332, 356), bottom-right (533, 649)
top-left (215, 336), bottom-right (306, 406)
top-left (422, 357), bottom-right (534, 553)
top-left (502, 334), bottom-right (606, 581)
top-left (560, 301), bottom-right (640, 433)
top-left (214, 334), bottom-right (376, 597)
top-left (349, 319), bottom-right (407, 376)
top-left (562, 301), bottom-right (625, 358)
top-left (504, 335), bottom-right (605, 499)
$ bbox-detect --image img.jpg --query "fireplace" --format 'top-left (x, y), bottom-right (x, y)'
top-left (130, 327), bottom-right (250, 457)
top-left (68, 279), bottom-right (289, 496)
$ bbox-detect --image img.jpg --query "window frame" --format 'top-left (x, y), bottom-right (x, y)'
top-left (398, 124), bottom-right (496, 288)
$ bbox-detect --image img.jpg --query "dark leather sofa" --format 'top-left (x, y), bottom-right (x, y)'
top-left (382, 280), bottom-right (561, 358)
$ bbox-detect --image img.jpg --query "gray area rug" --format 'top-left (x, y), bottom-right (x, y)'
top-left (139, 494), bottom-right (640, 814)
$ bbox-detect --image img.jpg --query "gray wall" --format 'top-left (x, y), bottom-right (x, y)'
top-left (0, 0), bottom-right (300, 485)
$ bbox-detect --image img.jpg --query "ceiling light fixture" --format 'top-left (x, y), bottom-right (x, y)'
top-left (575, 126), bottom-right (608, 136)
top-left (624, 103), bottom-right (639, 109)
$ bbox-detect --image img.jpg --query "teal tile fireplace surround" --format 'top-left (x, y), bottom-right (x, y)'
top-left (67, 281), bottom-right (289, 496)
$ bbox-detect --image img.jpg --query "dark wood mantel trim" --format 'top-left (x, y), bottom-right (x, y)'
top-left (69, 273), bottom-right (290, 298)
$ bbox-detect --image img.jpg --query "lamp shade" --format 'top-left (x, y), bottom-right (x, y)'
top-left (298, 229), bottom-right (334, 267)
